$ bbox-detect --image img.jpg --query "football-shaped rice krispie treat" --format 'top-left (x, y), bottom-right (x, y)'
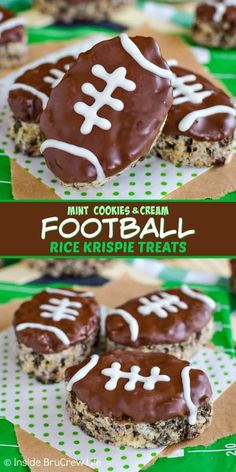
top-left (14, 287), bottom-right (100, 383)
top-left (65, 350), bottom-right (213, 448)
top-left (154, 64), bottom-right (236, 167)
top-left (36, 0), bottom-right (133, 23)
top-left (0, 6), bottom-right (27, 69)
top-left (24, 258), bottom-right (111, 278)
top-left (192, 0), bottom-right (236, 49)
top-left (8, 55), bottom-right (76, 156)
top-left (40, 34), bottom-right (173, 188)
top-left (104, 285), bottom-right (215, 359)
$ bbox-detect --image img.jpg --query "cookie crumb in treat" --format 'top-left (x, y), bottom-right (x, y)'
top-left (14, 288), bottom-right (100, 383)
top-left (65, 350), bottom-right (213, 448)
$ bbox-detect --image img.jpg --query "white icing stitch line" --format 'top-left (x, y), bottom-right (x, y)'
top-left (101, 362), bottom-right (170, 391)
top-left (10, 83), bottom-right (49, 109)
top-left (66, 354), bottom-right (99, 391)
top-left (0, 17), bottom-right (25, 38)
top-left (172, 73), bottom-right (213, 106)
top-left (40, 139), bottom-right (106, 182)
top-left (120, 33), bottom-right (173, 81)
top-left (1, 326), bottom-right (236, 472)
top-left (106, 308), bottom-right (139, 342)
top-left (16, 322), bottom-right (70, 345)
top-left (40, 297), bottom-right (81, 321)
top-left (205, 0), bottom-right (236, 22)
top-left (181, 285), bottom-right (216, 310)
top-left (181, 366), bottom-right (198, 425)
top-left (74, 65), bottom-right (136, 135)
top-left (178, 105), bottom-right (236, 132)
top-left (138, 292), bottom-right (188, 318)
top-left (46, 288), bottom-right (79, 297)
top-left (0, 35), bottom-right (220, 200)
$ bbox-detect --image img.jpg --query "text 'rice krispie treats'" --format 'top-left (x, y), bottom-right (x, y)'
top-left (192, 0), bottom-right (236, 49)
top-left (40, 34), bottom-right (173, 188)
top-left (0, 6), bottom-right (28, 69)
top-left (14, 287), bottom-right (100, 383)
top-left (154, 63), bottom-right (236, 167)
top-left (104, 285), bottom-right (215, 359)
top-left (65, 350), bottom-right (213, 448)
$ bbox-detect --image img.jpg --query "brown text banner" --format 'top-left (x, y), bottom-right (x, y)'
top-left (0, 202), bottom-right (234, 257)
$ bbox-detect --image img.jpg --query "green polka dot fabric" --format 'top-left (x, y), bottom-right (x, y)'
top-left (0, 36), bottom-right (209, 201)
top-left (0, 324), bottom-right (236, 471)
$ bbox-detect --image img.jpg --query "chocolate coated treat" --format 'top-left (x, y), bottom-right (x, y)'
top-left (14, 287), bottom-right (100, 354)
top-left (192, 0), bottom-right (236, 49)
top-left (9, 56), bottom-right (76, 124)
top-left (105, 286), bottom-right (215, 349)
top-left (154, 64), bottom-right (236, 166)
top-left (160, 65), bottom-right (236, 142)
top-left (0, 7), bottom-right (25, 45)
top-left (40, 34), bottom-right (173, 186)
top-left (8, 55), bottom-right (75, 155)
top-left (0, 7), bottom-right (27, 69)
top-left (65, 350), bottom-right (213, 447)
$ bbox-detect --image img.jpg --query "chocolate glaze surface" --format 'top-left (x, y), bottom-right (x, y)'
top-left (14, 288), bottom-right (100, 354)
top-left (65, 350), bottom-right (212, 423)
top-left (106, 288), bottom-right (213, 347)
top-left (196, 1), bottom-right (236, 33)
top-left (40, 35), bottom-right (173, 185)
top-left (163, 65), bottom-right (236, 141)
top-left (8, 56), bottom-right (75, 124)
top-left (0, 7), bottom-right (25, 45)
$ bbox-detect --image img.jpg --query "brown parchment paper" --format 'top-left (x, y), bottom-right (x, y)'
top-left (0, 274), bottom-right (236, 471)
top-left (5, 27), bottom-right (236, 201)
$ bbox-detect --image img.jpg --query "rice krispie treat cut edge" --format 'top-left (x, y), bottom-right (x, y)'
top-left (65, 350), bottom-right (213, 448)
